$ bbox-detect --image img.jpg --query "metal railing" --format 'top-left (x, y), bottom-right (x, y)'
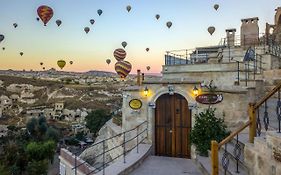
top-left (211, 82), bottom-right (281, 175)
top-left (236, 54), bottom-right (265, 86)
top-left (72, 121), bottom-right (148, 175)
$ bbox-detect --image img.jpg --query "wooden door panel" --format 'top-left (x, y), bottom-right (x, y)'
top-left (155, 93), bottom-right (190, 158)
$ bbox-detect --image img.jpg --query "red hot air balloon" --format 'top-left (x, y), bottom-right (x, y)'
top-left (37, 5), bottom-right (54, 26)
top-left (113, 48), bottom-right (126, 61)
top-left (115, 61), bottom-right (132, 79)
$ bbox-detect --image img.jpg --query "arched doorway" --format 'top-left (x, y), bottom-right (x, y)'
top-left (155, 93), bottom-right (191, 158)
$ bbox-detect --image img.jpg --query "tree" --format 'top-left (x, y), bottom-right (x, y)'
top-left (190, 108), bottom-right (229, 156)
top-left (45, 127), bottom-right (60, 142)
top-left (26, 160), bottom-right (48, 175)
top-left (85, 109), bottom-right (111, 135)
top-left (26, 140), bottom-right (56, 162)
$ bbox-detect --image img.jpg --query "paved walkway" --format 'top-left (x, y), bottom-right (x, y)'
top-left (130, 156), bottom-right (202, 175)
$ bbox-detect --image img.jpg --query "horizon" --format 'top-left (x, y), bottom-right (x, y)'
top-left (0, 0), bottom-right (280, 75)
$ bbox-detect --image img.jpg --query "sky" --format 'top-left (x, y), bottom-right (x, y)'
top-left (0, 0), bottom-right (280, 74)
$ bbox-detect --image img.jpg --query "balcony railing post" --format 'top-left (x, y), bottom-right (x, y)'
top-left (137, 125), bottom-right (139, 153)
top-left (237, 61), bottom-right (240, 85)
top-left (102, 140), bottom-right (105, 175)
top-left (123, 132), bottom-right (126, 163)
top-left (74, 154), bottom-right (77, 175)
top-left (211, 140), bottom-right (219, 175)
top-left (249, 103), bottom-right (257, 143)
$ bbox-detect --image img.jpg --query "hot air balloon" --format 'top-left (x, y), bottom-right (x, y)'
top-left (84, 27), bottom-right (90, 34)
top-left (40, 62), bottom-right (43, 66)
top-left (37, 5), bottom-right (54, 26)
top-left (43, 67), bottom-right (46, 70)
top-left (126, 5), bottom-right (131, 12)
top-left (2, 47), bottom-right (5, 50)
top-left (106, 59), bottom-right (111, 65)
top-left (166, 21), bottom-right (172, 29)
top-left (57, 60), bottom-right (66, 69)
top-left (20, 52), bottom-right (23, 56)
top-left (90, 19), bottom-right (95, 25)
top-left (208, 26), bottom-right (216, 35)
top-left (155, 14), bottom-right (160, 20)
top-left (13, 23), bottom-right (18, 28)
top-left (97, 9), bottom-right (103, 16)
top-left (121, 41), bottom-right (127, 48)
top-left (146, 48), bottom-right (150, 52)
top-left (113, 48), bottom-right (126, 61)
top-left (115, 61), bottom-right (132, 79)
top-left (146, 66), bottom-right (151, 71)
top-left (69, 61), bottom-right (73, 65)
top-left (56, 20), bottom-right (62, 27)
top-left (214, 4), bottom-right (219, 11)
top-left (0, 35), bottom-right (4, 43)
top-left (36, 17), bottom-right (40, 21)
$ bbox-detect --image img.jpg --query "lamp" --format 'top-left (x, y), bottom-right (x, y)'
top-left (144, 86), bottom-right (149, 96)
top-left (193, 86), bottom-right (199, 97)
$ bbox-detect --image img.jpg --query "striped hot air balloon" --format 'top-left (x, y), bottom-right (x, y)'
top-left (115, 61), bottom-right (132, 79)
top-left (113, 48), bottom-right (126, 61)
top-left (37, 5), bottom-right (54, 26)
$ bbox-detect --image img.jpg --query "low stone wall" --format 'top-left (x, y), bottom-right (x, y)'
top-left (244, 131), bottom-right (281, 175)
top-left (59, 148), bottom-right (95, 175)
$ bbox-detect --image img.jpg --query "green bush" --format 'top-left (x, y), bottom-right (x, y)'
top-left (190, 108), bottom-right (229, 156)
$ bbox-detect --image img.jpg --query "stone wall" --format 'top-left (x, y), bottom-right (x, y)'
top-left (244, 132), bottom-right (281, 175)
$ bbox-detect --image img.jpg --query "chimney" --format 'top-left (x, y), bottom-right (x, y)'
top-left (137, 70), bottom-right (141, 86)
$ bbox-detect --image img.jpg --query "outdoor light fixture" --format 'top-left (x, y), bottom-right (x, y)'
top-left (193, 86), bottom-right (199, 97)
top-left (144, 86), bottom-right (149, 96)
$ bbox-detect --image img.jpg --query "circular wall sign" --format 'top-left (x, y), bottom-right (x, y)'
top-left (129, 99), bottom-right (142, 110)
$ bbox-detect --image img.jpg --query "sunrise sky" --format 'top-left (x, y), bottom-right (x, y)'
top-left (0, 0), bottom-right (280, 74)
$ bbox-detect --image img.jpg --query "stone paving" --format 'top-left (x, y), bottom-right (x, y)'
top-left (130, 156), bottom-right (202, 175)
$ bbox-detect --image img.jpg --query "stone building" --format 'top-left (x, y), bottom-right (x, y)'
top-left (60, 8), bottom-right (281, 175)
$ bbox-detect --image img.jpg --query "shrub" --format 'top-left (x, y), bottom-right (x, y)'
top-left (190, 108), bottom-right (229, 156)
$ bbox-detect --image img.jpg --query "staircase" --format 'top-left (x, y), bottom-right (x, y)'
top-left (195, 79), bottom-right (281, 175)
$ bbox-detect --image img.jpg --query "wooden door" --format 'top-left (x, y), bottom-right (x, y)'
top-left (155, 93), bottom-right (191, 158)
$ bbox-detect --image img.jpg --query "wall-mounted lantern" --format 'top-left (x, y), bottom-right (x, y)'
top-left (144, 86), bottom-right (149, 97)
top-left (193, 86), bottom-right (199, 97)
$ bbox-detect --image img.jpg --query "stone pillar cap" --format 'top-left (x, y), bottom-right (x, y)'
top-left (226, 28), bottom-right (236, 32)
top-left (241, 17), bottom-right (259, 22)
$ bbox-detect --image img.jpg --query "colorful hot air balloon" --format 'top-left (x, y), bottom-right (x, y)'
top-left (90, 19), bottom-right (95, 25)
top-left (20, 52), bottom-right (23, 56)
top-left (69, 61), bottom-right (73, 65)
top-left (155, 14), bottom-right (160, 20)
top-left (146, 48), bottom-right (150, 52)
top-left (106, 59), bottom-right (111, 65)
top-left (115, 61), bottom-right (132, 79)
top-left (57, 60), bottom-right (66, 69)
top-left (146, 66), bottom-right (151, 71)
top-left (40, 62), bottom-right (43, 66)
top-left (97, 9), bottom-right (103, 16)
top-left (13, 23), bottom-right (18, 28)
top-left (113, 48), bottom-right (126, 61)
top-left (208, 26), bottom-right (216, 35)
top-left (166, 21), bottom-right (172, 29)
top-left (84, 27), bottom-right (90, 34)
top-left (126, 5), bottom-right (132, 12)
top-left (0, 35), bottom-right (4, 43)
top-left (37, 5), bottom-right (54, 26)
top-left (56, 19), bottom-right (62, 27)
top-left (121, 41), bottom-right (127, 48)
top-left (214, 4), bottom-right (219, 11)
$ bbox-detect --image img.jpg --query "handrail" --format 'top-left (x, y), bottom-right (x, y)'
top-left (254, 81), bottom-right (281, 109)
top-left (218, 121), bottom-right (251, 148)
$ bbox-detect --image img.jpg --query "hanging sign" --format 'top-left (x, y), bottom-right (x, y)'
top-left (195, 94), bottom-right (223, 105)
top-left (129, 99), bottom-right (142, 110)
